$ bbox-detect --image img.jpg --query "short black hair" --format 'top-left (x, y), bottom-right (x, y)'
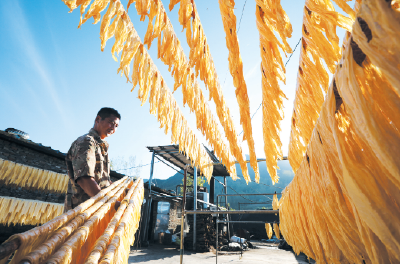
top-left (97, 107), bottom-right (121, 120)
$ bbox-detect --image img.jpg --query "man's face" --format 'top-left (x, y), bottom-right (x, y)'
top-left (94, 114), bottom-right (120, 139)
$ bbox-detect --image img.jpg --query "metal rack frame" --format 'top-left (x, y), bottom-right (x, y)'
top-left (183, 193), bottom-right (281, 263)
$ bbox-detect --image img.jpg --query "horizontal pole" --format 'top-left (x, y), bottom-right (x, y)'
top-left (185, 210), bottom-right (279, 215)
top-left (217, 221), bottom-right (278, 224)
top-left (202, 158), bottom-right (288, 168)
top-left (196, 199), bottom-right (226, 211)
top-left (154, 151), bottom-right (180, 155)
top-left (238, 202), bottom-right (272, 205)
top-left (217, 193), bottom-right (281, 197)
top-left (0, 239), bottom-right (20, 261)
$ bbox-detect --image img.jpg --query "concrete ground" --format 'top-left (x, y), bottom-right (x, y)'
top-left (128, 241), bottom-right (313, 264)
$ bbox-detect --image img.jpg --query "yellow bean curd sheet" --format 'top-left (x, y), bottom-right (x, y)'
top-left (0, 177), bottom-right (145, 264)
top-left (0, 197), bottom-right (64, 226)
top-left (218, 0), bottom-right (260, 183)
top-left (167, 0), bottom-right (250, 182)
top-left (63, 0), bottom-right (214, 181)
top-left (280, 1), bottom-right (400, 263)
top-left (255, 0), bottom-right (293, 184)
top-left (127, 0), bottom-right (238, 180)
top-left (0, 158), bottom-right (68, 194)
top-left (288, 0), bottom-right (355, 173)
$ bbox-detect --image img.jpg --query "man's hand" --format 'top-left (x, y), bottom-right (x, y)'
top-left (77, 176), bottom-right (102, 197)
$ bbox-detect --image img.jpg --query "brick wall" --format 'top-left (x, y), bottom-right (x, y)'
top-left (0, 136), bottom-right (67, 204)
top-left (0, 131), bottom-right (125, 244)
top-left (0, 134), bottom-right (69, 243)
top-left (168, 202), bottom-right (181, 234)
top-left (0, 138), bottom-right (67, 174)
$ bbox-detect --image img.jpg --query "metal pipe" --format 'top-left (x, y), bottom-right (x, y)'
top-left (202, 157), bottom-right (288, 168)
top-left (154, 151), bottom-right (180, 154)
top-left (149, 192), bottom-right (226, 210)
top-left (216, 221), bottom-right (277, 224)
top-left (224, 176), bottom-right (228, 208)
top-left (217, 193), bottom-right (281, 197)
top-left (224, 176), bottom-right (230, 241)
top-left (213, 192), bottom-right (280, 263)
top-left (193, 166), bottom-right (197, 251)
top-left (143, 151), bottom-right (156, 243)
top-left (216, 195), bottom-right (219, 264)
top-left (180, 165), bottom-right (188, 264)
top-left (185, 210), bottom-right (279, 215)
top-left (196, 199), bottom-right (226, 210)
top-left (238, 202), bottom-right (273, 205)
top-left (149, 151), bottom-right (155, 194)
top-left (216, 210), bottom-right (218, 264)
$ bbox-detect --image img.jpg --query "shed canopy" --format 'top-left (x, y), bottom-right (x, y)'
top-left (147, 145), bottom-right (230, 177)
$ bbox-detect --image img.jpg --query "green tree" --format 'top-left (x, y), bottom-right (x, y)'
top-left (177, 174), bottom-right (206, 195)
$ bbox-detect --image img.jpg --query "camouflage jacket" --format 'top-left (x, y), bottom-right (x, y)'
top-left (64, 128), bottom-right (111, 211)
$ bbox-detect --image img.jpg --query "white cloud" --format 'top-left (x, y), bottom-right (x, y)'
top-left (1, 1), bottom-right (71, 129)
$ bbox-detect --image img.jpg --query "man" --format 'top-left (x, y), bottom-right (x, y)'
top-left (64, 107), bottom-right (120, 212)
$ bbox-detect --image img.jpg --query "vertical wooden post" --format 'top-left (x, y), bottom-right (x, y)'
top-left (224, 176), bottom-right (230, 239)
top-left (193, 166), bottom-right (197, 251)
top-left (180, 165), bottom-right (188, 264)
top-left (143, 151), bottom-right (155, 243)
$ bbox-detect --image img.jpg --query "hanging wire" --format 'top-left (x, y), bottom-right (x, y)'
top-left (114, 161), bottom-right (160, 171)
top-left (115, 156), bottom-right (186, 175)
top-left (237, 0), bottom-right (248, 34)
top-left (258, 181), bottom-right (284, 190)
top-left (285, 37), bottom-right (302, 67)
top-left (237, 37), bottom-right (302, 136)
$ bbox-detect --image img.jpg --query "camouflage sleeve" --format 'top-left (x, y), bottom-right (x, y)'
top-left (71, 136), bottom-right (97, 182)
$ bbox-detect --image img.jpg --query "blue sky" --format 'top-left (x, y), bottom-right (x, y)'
top-left (0, 0), bottom-right (353, 181)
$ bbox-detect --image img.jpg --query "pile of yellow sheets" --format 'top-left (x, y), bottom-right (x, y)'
top-left (0, 197), bottom-right (64, 226)
top-left (255, 0), bottom-right (292, 184)
top-left (0, 158), bottom-right (68, 193)
top-left (280, 1), bottom-right (400, 263)
top-left (0, 177), bottom-right (144, 264)
top-left (64, 0), bottom-right (217, 181)
top-left (288, 0), bottom-right (355, 172)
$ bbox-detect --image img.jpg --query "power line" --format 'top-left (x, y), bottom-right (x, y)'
top-left (114, 161), bottom-right (160, 172)
top-left (238, 103), bottom-right (262, 136)
top-left (258, 181), bottom-right (284, 190)
top-left (285, 37), bottom-right (302, 67)
top-left (115, 155), bottom-right (187, 175)
top-left (237, 0), bottom-right (248, 34)
top-left (237, 173), bottom-right (285, 190)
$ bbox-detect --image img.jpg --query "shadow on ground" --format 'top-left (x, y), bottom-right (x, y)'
top-left (128, 241), bottom-right (315, 264)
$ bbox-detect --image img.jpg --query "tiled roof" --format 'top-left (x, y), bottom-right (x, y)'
top-left (0, 130), bottom-right (125, 179)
